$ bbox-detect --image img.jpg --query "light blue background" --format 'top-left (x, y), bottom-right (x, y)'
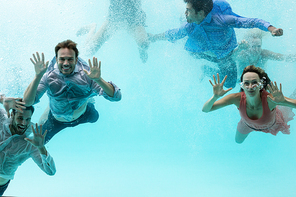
top-left (0, 0), bottom-right (296, 196)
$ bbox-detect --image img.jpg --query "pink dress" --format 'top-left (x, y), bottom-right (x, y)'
top-left (237, 90), bottom-right (294, 135)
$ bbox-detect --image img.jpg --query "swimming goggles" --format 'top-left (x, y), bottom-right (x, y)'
top-left (240, 81), bottom-right (263, 91)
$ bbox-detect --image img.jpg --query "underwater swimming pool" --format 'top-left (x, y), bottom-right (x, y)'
top-left (1, 0), bottom-right (296, 196)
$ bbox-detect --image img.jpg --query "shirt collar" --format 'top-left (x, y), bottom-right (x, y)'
top-left (201, 11), bottom-right (212, 24)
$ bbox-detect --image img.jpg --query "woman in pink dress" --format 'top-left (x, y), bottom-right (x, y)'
top-left (202, 65), bottom-right (296, 143)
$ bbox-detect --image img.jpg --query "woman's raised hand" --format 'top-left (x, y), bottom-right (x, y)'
top-left (209, 74), bottom-right (232, 97)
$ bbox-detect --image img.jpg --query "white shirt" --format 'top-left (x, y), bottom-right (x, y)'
top-left (0, 109), bottom-right (56, 180)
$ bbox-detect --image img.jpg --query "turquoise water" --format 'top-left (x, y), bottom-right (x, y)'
top-left (1, 0), bottom-right (296, 196)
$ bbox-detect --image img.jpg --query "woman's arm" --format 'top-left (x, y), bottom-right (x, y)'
top-left (202, 93), bottom-right (240, 112)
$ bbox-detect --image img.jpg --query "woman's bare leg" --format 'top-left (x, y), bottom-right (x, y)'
top-left (235, 130), bottom-right (250, 144)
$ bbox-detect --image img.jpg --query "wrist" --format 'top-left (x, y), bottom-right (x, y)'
top-left (268, 25), bottom-right (275, 33)
top-left (94, 77), bottom-right (103, 84)
top-left (38, 146), bottom-right (47, 154)
top-left (213, 94), bottom-right (220, 99)
top-left (37, 145), bottom-right (45, 149)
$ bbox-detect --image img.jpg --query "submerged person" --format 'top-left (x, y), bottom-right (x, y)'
top-left (233, 28), bottom-right (296, 77)
top-left (149, 0), bottom-right (283, 88)
top-left (202, 65), bottom-right (295, 144)
top-left (76, 0), bottom-right (150, 63)
top-left (23, 40), bottom-right (122, 144)
top-left (0, 95), bottom-right (56, 196)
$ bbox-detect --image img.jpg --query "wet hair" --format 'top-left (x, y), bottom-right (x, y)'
top-left (184, 0), bottom-right (213, 16)
top-left (12, 105), bottom-right (35, 115)
top-left (55, 40), bottom-right (79, 58)
top-left (240, 65), bottom-right (271, 91)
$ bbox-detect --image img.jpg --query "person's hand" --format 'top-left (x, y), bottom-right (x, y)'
top-left (30, 52), bottom-right (49, 77)
top-left (238, 40), bottom-right (250, 50)
top-left (84, 57), bottom-right (101, 81)
top-left (271, 28), bottom-right (283, 36)
top-left (285, 54), bottom-right (296, 62)
top-left (25, 124), bottom-right (47, 148)
top-left (209, 74), bottom-right (232, 98)
top-left (3, 97), bottom-right (26, 118)
top-left (267, 81), bottom-right (286, 104)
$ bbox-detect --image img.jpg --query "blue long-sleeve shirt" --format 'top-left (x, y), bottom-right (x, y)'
top-left (165, 0), bottom-right (271, 59)
top-left (35, 57), bottom-right (122, 121)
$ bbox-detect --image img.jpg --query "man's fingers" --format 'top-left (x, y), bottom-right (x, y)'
top-left (88, 59), bottom-right (93, 68)
top-left (30, 58), bottom-right (36, 65)
top-left (36, 52), bottom-right (41, 61)
top-left (42, 53), bottom-right (45, 62)
top-left (45, 61), bottom-right (49, 68)
top-left (15, 103), bottom-right (26, 109)
top-left (83, 69), bottom-right (89, 75)
top-left (92, 57), bottom-right (97, 67)
top-left (42, 129), bottom-right (48, 137)
top-left (15, 107), bottom-right (24, 113)
top-left (31, 125), bottom-right (36, 134)
top-left (33, 53), bottom-right (37, 62)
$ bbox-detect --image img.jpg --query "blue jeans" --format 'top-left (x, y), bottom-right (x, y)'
top-left (43, 103), bottom-right (99, 144)
top-left (0, 180), bottom-right (10, 196)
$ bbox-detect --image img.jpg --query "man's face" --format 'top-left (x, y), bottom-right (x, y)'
top-left (11, 110), bottom-right (32, 135)
top-left (185, 3), bottom-right (205, 24)
top-left (57, 48), bottom-right (77, 75)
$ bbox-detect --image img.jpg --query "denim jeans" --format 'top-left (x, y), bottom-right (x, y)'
top-left (43, 103), bottom-right (99, 144)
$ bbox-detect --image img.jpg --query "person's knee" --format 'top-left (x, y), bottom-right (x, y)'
top-left (90, 111), bottom-right (99, 123)
top-left (235, 138), bottom-right (244, 144)
top-left (235, 131), bottom-right (249, 144)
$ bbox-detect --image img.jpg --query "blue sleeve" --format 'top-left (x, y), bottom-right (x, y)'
top-left (165, 23), bottom-right (191, 42)
top-left (223, 14), bottom-right (271, 31)
top-left (213, 0), bottom-right (271, 31)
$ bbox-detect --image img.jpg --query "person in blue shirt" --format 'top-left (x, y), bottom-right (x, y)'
top-left (149, 0), bottom-right (283, 88)
top-left (23, 40), bottom-right (122, 143)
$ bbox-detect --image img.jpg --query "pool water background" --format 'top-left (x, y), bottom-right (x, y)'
top-left (0, 0), bottom-right (296, 196)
